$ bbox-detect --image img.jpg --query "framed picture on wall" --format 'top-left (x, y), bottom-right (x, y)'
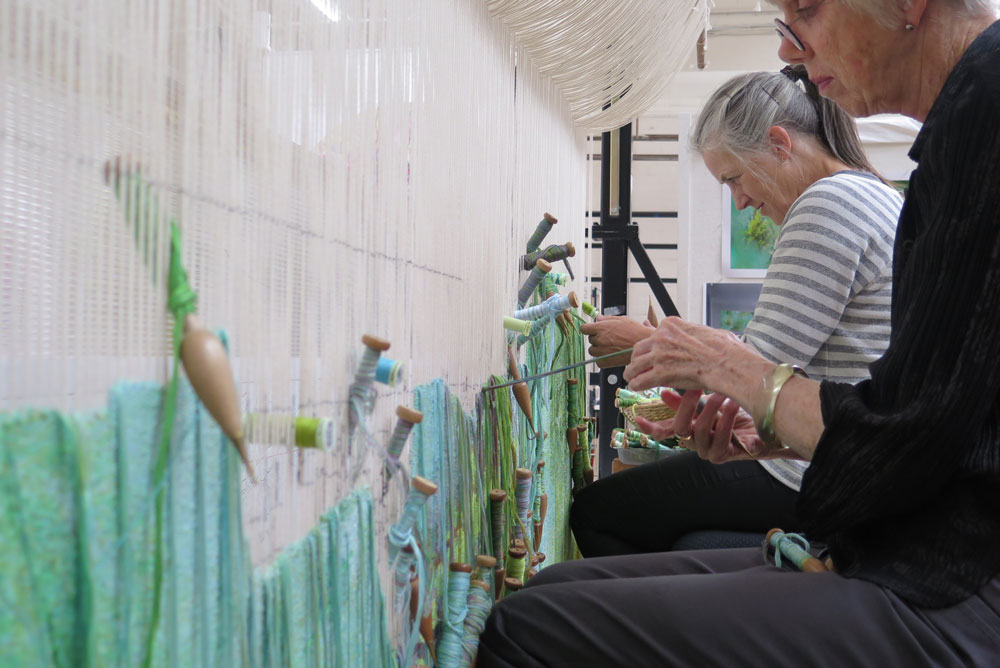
top-left (721, 190), bottom-right (780, 278)
top-left (704, 282), bottom-right (763, 336)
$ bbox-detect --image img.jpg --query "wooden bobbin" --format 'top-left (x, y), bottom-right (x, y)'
top-left (396, 405), bottom-right (423, 424)
top-left (515, 467), bottom-right (533, 481)
top-left (536, 258), bottom-right (552, 273)
top-left (410, 574), bottom-right (437, 665)
top-left (567, 291), bottom-right (580, 308)
top-left (475, 554), bottom-right (497, 580)
top-left (502, 577), bottom-right (524, 597)
top-left (566, 425), bottom-right (579, 454)
top-left (526, 568), bottom-right (538, 581)
top-left (765, 528), bottom-right (828, 574)
top-left (489, 489), bottom-right (507, 503)
top-left (543, 212), bottom-right (557, 224)
top-left (565, 241), bottom-right (576, 258)
top-left (534, 552), bottom-right (546, 565)
top-left (361, 333), bottom-right (391, 351)
top-left (411, 476), bottom-right (438, 497)
top-left (493, 567), bottom-right (506, 601)
top-left (180, 314), bottom-right (256, 482)
top-left (470, 579), bottom-right (490, 593)
top-left (451, 561), bottom-right (473, 574)
top-left (647, 296), bottom-right (659, 327)
top-left (507, 347), bottom-right (535, 432)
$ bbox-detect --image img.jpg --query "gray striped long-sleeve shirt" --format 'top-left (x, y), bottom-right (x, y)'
top-left (746, 171), bottom-right (902, 491)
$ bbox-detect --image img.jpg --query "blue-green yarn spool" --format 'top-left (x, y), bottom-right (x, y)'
top-left (375, 356), bottom-right (403, 386)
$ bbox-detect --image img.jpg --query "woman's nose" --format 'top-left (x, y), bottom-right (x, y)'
top-left (778, 33), bottom-right (809, 64)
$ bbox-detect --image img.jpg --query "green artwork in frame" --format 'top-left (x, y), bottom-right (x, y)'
top-left (722, 191), bottom-right (780, 277)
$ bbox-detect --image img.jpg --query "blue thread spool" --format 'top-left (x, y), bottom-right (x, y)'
top-left (516, 259), bottom-right (552, 309)
top-left (513, 291), bottom-right (579, 321)
top-left (765, 529), bottom-right (829, 573)
top-left (375, 355), bottom-right (403, 386)
top-left (526, 212), bottom-right (558, 253)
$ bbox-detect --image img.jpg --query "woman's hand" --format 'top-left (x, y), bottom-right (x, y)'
top-left (579, 315), bottom-right (654, 367)
top-left (623, 317), bottom-right (747, 392)
top-left (635, 389), bottom-right (804, 464)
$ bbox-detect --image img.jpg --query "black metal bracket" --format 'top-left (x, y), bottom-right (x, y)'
top-left (592, 223), bottom-right (680, 320)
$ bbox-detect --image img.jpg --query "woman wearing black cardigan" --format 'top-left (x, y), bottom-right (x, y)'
top-left (477, 0), bottom-right (1000, 665)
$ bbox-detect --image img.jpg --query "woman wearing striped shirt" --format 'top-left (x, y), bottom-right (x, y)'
top-left (572, 67), bottom-right (903, 556)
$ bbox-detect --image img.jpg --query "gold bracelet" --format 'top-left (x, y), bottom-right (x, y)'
top-left (754, 363), bottom-right (807, 450)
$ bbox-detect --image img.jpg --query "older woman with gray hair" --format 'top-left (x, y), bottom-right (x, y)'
top-left (477, 0), bottom-right (1000, 665)
top-left (571, 67), bottom-right (901, 558)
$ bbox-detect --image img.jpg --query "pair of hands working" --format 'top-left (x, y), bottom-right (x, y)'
top-left (580, 315), bottom-right (800, 463)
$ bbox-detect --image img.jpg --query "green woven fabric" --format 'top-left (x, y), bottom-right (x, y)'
top-left (0, 381), bottom-right (391, 668)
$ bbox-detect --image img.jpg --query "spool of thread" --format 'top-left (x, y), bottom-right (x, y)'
top-left (534, 552), bottom-right (546, 565)
top-left (375, 356), bottom-right (404, 386)
top-left (356, 334), bottom-right (391, 384)
top-left (506, 545), bottom-right (527, 582)
top-left (513, 291), bottom-right (579, 321)
top-left (461, 580), bottom-right (493, 665)
top-left (521, 241), bottom-right (576, 270)
top-left (766, 529), bottom-right (829, 573)
top-left (389, 476), bottom-right (438, 563)
top-left (385, 405), bottom-right (423, 465)
top-left (512, 468), bottom-right (533, 542)
top-left (502, 577), bottom-right (523, 599)
top-left (489, 489), bottom-right (507, 568)
top-left (179, 314), bottom-right (256, 482)
top-left (293, 416), bottom-right (334, 449)
top-left (581, 301), bottom-right (598, 319)
top-left (437, 563), bottom-right (473, 668)
top-left (503, 316), bottom-right (533, 336)
top-left (516, 313), bottom-right (550, 346)
top-left (474, 554), bottom-right (497, 581)
top-left (516, 259), bottom-right (552, 309)
top-left (525, 212), bottom-right (558, 253)
top-left (525, 568), bottom-right (538, 581)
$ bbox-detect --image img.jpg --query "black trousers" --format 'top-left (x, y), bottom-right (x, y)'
top-left (570, 452), bottom-right (802, 557)
top-left (477, 548), bottom-right (1000, 667)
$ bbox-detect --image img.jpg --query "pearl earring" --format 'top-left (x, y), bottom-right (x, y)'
top-left (905, 23), bottom-right (915, 31)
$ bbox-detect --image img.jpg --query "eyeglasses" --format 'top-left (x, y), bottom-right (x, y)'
top-left (774, 1), bottom-right (829, 52)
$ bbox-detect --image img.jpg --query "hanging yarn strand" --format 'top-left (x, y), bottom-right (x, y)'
top-left (436, 562), bottom-right (472, 668)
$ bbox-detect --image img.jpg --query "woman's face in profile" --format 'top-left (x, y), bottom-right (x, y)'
top-left (702, 148), bottom-right (793, 224)
top-left (775, 0), bottom-right (902, 117)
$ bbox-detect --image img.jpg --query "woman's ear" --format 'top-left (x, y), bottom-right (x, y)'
top-left (767, 125), bottom-right (793, 162)
top-left (902, 0), bottom-right (928, 30)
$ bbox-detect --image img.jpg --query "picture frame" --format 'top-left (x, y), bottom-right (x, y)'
top-left (704, 282), bottom-right (763, 336)
top-left (721, 189), bottom-right (780, 278)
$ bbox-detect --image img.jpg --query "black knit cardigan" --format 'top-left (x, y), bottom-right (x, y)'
top-left (799, 20), bottom-right (1000, 608)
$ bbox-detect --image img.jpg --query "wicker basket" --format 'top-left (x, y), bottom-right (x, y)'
top-left (620, 400), bottom-right (676, 428)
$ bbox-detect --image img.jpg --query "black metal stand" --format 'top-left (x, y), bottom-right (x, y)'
top-left (593, 123), bottom-right (680, 479)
